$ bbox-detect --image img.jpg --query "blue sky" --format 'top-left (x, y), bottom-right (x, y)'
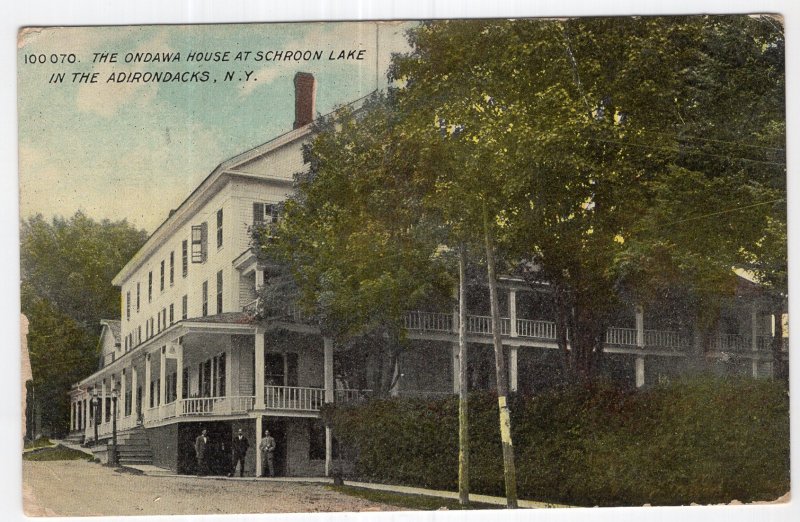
top-left (18, 21), bottom-right (413, 232)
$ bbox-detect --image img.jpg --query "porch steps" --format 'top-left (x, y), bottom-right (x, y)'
top-left (116, 426), bottom-right (154, 465)
top-left (63, 431), bottom-right (85, 445)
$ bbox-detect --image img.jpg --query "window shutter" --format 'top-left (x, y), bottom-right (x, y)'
top-left (253, 202), bottom-right (264, 226)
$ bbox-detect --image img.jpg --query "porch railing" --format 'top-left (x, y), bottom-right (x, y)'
top-left (516, 319), bottom-right (557, 340)
top-left (713, 334), bottom-right (749, 353)
top-left (605, 327), bottom-right (637, 346)
top-left (179, 396), bottom-right (256, 416)
top-left (265, 385), bottom-right (324, 411)
top-left (335, 388), bottom-right (372, 403)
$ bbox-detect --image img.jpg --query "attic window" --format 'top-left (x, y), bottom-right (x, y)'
top-left (191, 222), bottom-right (208, 263)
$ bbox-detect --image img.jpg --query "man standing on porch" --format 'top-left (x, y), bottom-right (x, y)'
top-left (260, 430), bottom-right (276, 477)
top-left (195, 429), bottom-right (209, 476)
top-left (229, 429), bottom-right (249, 477)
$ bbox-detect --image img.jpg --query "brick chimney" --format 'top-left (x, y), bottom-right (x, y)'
top-left (293, 72), bottom-right (316, 129)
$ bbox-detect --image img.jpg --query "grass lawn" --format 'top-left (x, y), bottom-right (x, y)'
top-left (329, 485), bottom-right (498, 510)
top-left (23, 444), bottom-right (93, 462)
top-left (23, 437), bottom-right (53, 450)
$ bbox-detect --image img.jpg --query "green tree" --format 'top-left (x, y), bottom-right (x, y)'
top-left (253, 96), bottom-right (453, 395)
top-left (391, 16), bottom-right (785, 379)
top-left (21, 212), bottom-right (148, 435)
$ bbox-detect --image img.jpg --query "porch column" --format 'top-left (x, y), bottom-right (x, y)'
top-left (131, 365), bottom-right (139, 423)
top-left (324, 336), bottom-right (334, 477)
top-left (509, 289), bottom-right (518, 337)
top-left (120, 369), bottom-right (127, 419)
top-left (70, 401), bottom-right (75, 431)
top-left (451, 343), bottom-right (460, 394)
top-left (255, 269), bottom-right (264, 290)
top-left (751, 305), bottom-right (759, 378)
top-left (224, 342), bottom-right (232, 399)
top-left (509, 347), bottom-right (518, 393)
top-left (635, 305), bottom-right (645, 388)
top-left (160, 346), bottom-right (167, 410)
top-left (144, 354), bottom-right (152, 422)
top-left (101, 380), bottom-right (107, 424)
top-left (255, 415), bottom-right (263, 477)
top-left (254, 329), bottom-right (265, 409)
top-left (176, 343), bottom-right (184, 409)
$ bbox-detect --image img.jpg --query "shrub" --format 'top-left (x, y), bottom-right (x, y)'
top-left (327, 376), bottom-right (789, 506)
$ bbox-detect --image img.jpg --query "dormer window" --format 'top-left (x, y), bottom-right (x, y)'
top-left (191, 223), bottom-right (208, 263)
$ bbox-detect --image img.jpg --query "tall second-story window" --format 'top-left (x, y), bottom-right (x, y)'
top-left (182, 240), bottom-right (188, 277)
top-left (126, 291), bottom-right (131, 321)
top-left (169, 252), bottom-right (175, 286)
top-left (148, 272), bottom-right (153, 302)
top-left (191, 223), bottom-right (208, 263)
top-left (160, 260), bottom-right (165, 291)
top-left (216, 270), bottom-right (223, 314)
top-left (137, 326), bottom-right (141, 345)
top-left (136, 283), bottom-right (140, 312)
top-left (202, 281), bottom-right (208, 317)
top-left (157, 312), bottom-right (161, 333)
top-left (216, 208), bottom-right (223, 248)
top-left (146, 320), bottom-right (149, 339)
top-left (182, 295), bottom-right (188, 320)
top-left (169, 304), bottom-right (174, 325)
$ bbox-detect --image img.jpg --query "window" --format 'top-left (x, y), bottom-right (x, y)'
top-left (137, 326), bottom-right (141, 345)
top-left (126, 291), bottom-right (131, 321)
top-left (182, 295), bottom-right (188, 320)
top-left (191, 223), bottom-right (208, 263)
top-left (157, 312), bottom-right (161, 333)
top-left (202, 281), bottom-right (208, 317)
top-left (146, 321), bottom-right (149, 339)
top-left (216, 208), bottom-right (223, 248)
top-left (150, 317), bottom-right (154, 337)
top-left (169, 304), bottom-right (174, 325)
top-left (216, 270), bottom-right (223, 314)
top-left (136, 283), bottom-right (140, 312)
top-left (169, 251), bottom-right (174, 286)
top-left (182, 240), bottom-right (188, 277)
top-left (162, 308), bottom-right (167, 329)
top-left (253, 202), bottom-right (279, 226)
top-left (148, 272), bottom-right (153, 302)
top-left (216, 353), bottom-right (226, 397)
top-left (182, 368), bottom-right (189, 399)
top-left (160, 260), bottom-right (165, 291)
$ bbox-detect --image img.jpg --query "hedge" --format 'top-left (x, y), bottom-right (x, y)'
top-left (325, 376), bottom-right (789, 506)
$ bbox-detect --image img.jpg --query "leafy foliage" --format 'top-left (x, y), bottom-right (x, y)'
top-left (21, 212), bottom-right (148, 435)
top-left (253, 96), bottom-right (454, 394)
top-left (327, 377), bottom-right (789, 506)
top-left (390, 16), bottom-right (785, 377)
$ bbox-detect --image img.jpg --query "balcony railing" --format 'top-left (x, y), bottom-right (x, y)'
top-left (179, 396), bottom-right (255, 416)
top-left (713, 334), bottom-right (749, 353)
top-left (516, 319), bottom-right (557, 340)
top-left (606, 327), bottom-right (638, 346)
top-left (265, 385), bottom-right (324, 411)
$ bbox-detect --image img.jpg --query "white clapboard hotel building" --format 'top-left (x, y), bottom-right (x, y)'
top-left (68, 73), bottom-right (788, 477)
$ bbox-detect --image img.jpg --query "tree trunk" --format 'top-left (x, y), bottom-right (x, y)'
top-left (483, 206), bottom-right (518, 509)
top-left (457, 245), bottom-right (470, 506)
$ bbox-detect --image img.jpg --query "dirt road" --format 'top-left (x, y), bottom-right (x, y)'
top-left (23, 460), bottom-right (401, 516)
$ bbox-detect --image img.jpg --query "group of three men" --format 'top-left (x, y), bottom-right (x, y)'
top-left (193, 428), bottom-right (276, 477)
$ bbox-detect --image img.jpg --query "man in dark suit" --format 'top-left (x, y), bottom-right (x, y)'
top-left (228, 428), bottom-right (249, 477)
top-left (195, 429), bottom-right (209, 476)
